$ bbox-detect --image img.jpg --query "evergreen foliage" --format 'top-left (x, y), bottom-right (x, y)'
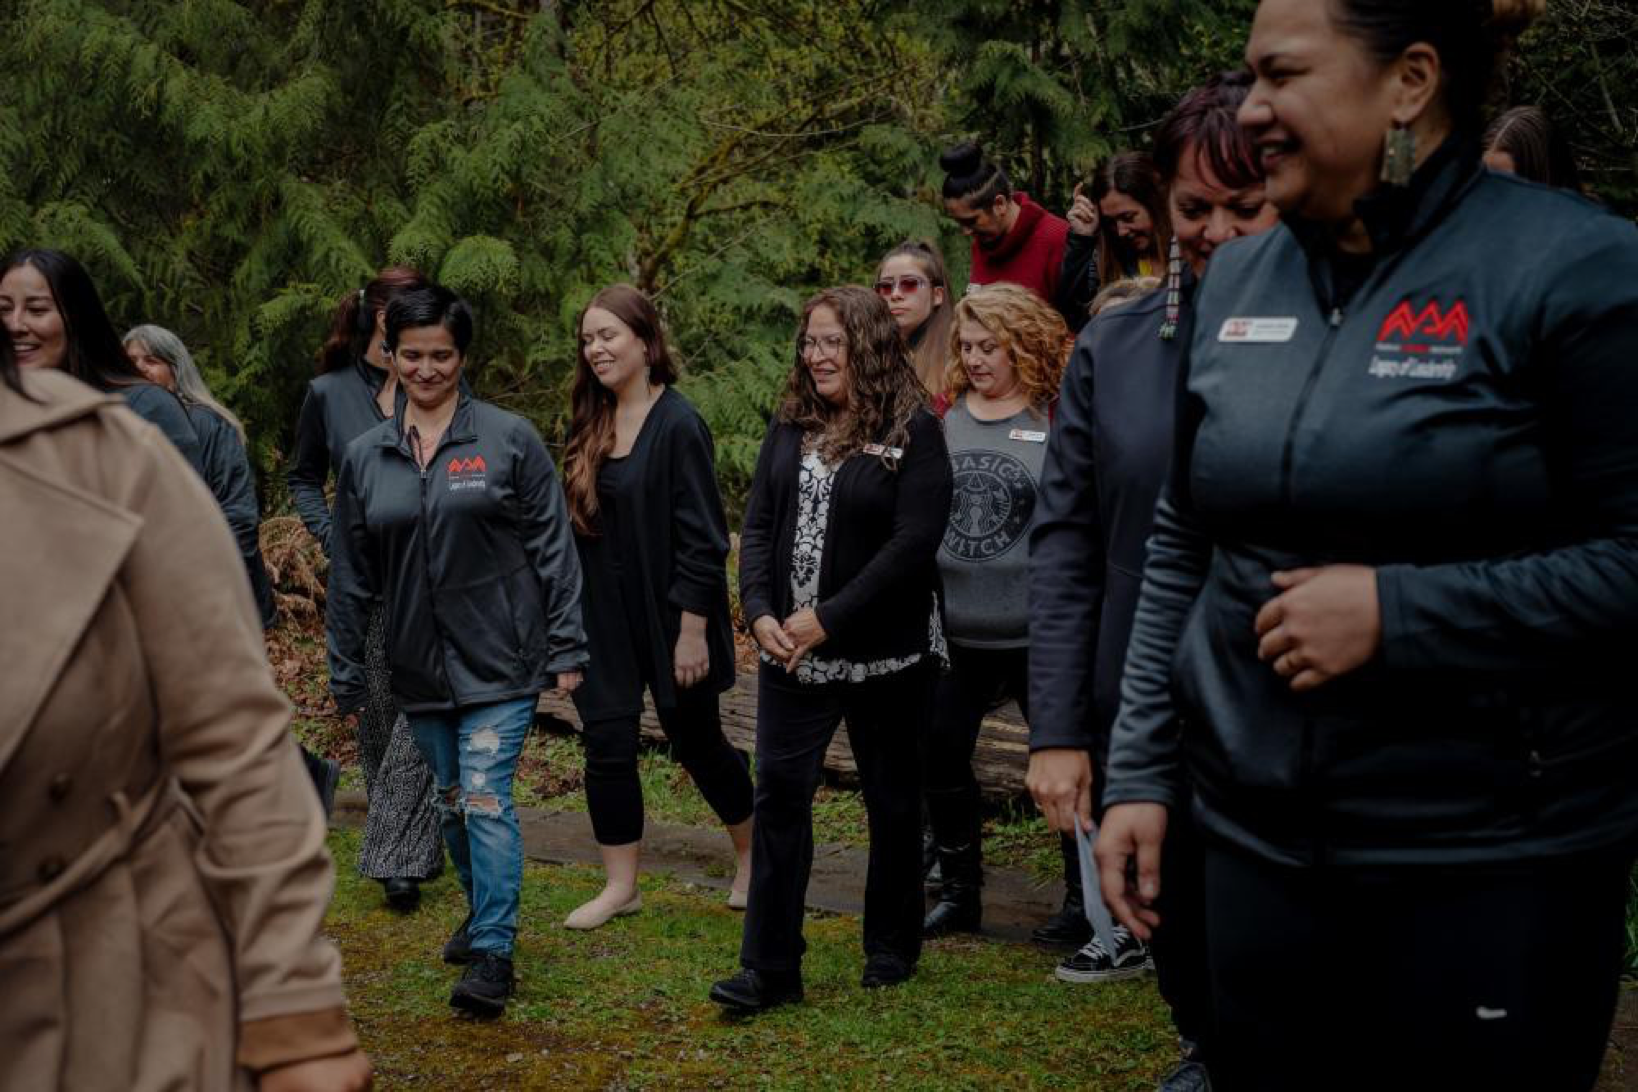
top-left (2, 0), bottom-right (1631, 514)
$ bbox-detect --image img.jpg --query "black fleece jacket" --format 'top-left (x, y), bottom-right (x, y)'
top-left (739, 408), bottom-right (952, 663)
top-left (186, 402), bottom-right (275, 628)
top-left (326, 393), bottom-right (587, 714)
top-left (287, 359), bottom-right (390, 555)
top-left (1104, 139), bottom-right (1638, 867)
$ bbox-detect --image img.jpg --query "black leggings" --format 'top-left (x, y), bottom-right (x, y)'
top-left (1201, 839), bottom-right (1633, 1092)
top-left (581, 682), bottom-right (753, 846)
top-left (924, 644), bottom-right (1027, 854)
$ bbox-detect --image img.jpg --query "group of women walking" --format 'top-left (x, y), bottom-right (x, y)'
top-left (3, 0), bottom-right (1637, 1088)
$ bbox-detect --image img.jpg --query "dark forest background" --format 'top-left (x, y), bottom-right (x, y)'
top-left (5, 0), bottom-right (1633, 508)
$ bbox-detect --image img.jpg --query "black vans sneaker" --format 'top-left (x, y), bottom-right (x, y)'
top-left (450, 950), bottom-right (514, 1016)
top-left (1053, 926), bottom-right (1153, 983)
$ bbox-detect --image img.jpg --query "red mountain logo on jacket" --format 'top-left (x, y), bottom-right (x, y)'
top-left (446, 453), bottom-right (488, 492)
top-left (1369, 298), bottom-right (1468, 382)
top-left (1377, 299), bottom-right (1469, 345)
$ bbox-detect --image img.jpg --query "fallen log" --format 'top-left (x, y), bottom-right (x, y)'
top-left (536, 669), bottom-right (1030, 798)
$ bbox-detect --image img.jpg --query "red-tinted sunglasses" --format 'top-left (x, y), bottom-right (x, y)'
top-left (874, 275), bottom-right (929, 297)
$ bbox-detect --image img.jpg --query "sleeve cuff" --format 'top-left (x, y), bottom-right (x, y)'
top-left (237, 1007), bottom-right (359, 1073)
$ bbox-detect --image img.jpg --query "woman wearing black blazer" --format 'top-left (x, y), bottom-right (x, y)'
top-left (710, 285), bottom-right (953, 1012)
top-left (561, 284), bottom-right (754, 931)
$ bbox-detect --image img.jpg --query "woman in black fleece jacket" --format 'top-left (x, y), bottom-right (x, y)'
top-left (710, 285), bottom-right (952, 1013)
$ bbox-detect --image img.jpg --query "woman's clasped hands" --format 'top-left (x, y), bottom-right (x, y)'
top-left (752, 609), bottom-right (828, 674)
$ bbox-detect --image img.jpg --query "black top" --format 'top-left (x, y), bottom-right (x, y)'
top-left (287, 359), bottom-right (390, 555)
top-left (326, 393), bottom-right (588, 714)
top-left (1029, 274), bottom-right (1193, 763)
top-left (120, 382), bottom-right (204, 478)
top-left (571, 390), bottom-right (736, 721)
top-left (739, 408), bottom-right (952, 663)
top-left (186, 402), bottom-right (276, 628)
top-left (1104, 139), bottom-right (1638, 867)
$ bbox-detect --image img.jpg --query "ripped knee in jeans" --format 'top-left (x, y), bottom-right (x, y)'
top-left (433, 782), bottom-right (464, 819)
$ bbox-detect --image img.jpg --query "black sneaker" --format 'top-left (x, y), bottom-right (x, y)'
top-left (860, 952), bottom-right (914, 989)
top-left (1158, 1060), bottom-right (1213, 1092)
top-left (709, 968), bottom-right (804, 1013)
top-left (442, 914), bottom-right (475, 965)
top-left (1054, 926), bottom-right (1153, 983)
top-left (450, 950), bottom-right (514, 1016)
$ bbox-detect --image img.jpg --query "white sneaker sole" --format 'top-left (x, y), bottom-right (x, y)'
top-left (1053, 960), bottom-right (1153, 984)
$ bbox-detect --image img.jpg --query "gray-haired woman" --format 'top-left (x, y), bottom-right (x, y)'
top-left (124, 324), bottom-right (276, 628)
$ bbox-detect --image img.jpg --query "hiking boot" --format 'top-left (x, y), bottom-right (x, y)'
top-left (709, 968), bottom-right (804, 1013)
top-left (1031, 887), bottom-right (1091, 949)
top-left (442, 914), bottom-right (476, 965)
top-left (382, 877), bottom-right (421, 913)
top-left (1054, 926), bottom-right (1153, 983)
top-left (450, 950), bottom-right (514, 1016)
top-left (921, 823), bottom-right (941, 887)
top-left (860, 952), bottom-right (915, 989)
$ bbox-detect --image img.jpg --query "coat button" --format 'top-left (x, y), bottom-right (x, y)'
top-left (48, 774), bottom-right (72, 802)
top-left (38, 857), bottom-right (65, 882)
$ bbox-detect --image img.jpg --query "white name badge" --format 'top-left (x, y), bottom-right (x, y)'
top-left (1219, 317), bottom-right (1299, 343)
top-left (1008, 428), bottom-right (1047, 443)
top-left (863, 443), bottom-right (904, 458)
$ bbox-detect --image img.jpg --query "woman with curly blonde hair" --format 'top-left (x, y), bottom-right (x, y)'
top-left (711, 285), bottom-right (952, 1012)
top-left (919, 281), bottom-right (1068, 938)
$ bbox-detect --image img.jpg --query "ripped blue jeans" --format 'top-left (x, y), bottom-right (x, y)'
top-left (406, 696), bottom-right (536, 957)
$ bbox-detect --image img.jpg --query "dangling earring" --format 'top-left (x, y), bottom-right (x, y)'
top-left (1381, 122), bottom-right (1416, 187)
top-left (1159, 235), bottom-right (1183, 342)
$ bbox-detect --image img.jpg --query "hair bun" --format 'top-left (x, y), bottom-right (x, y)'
top-left (1490, 0), bottom-right (1544, 35)
top-left (939, 142), bottom-right (986, 177)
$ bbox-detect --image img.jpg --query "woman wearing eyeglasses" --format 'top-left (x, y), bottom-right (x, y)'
top-left (709, 285), bottom-right (952, 1013)
top-left (875, 241), bottom-right (954, 394)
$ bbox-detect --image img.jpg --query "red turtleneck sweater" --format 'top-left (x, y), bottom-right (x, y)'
top-left (966, 193), bottom-right (1069, 303)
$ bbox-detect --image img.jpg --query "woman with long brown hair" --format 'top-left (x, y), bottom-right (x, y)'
top-left (874, 240), bottom-right (953, 393)
top-left (1060, 153), bottom-right (1173, 327)
top-left (710, 285), bottom-right (952, 1012)
top-left (288, 266), bottom-right (444, 912)
top-left (560, 284), bottom-right (754, 930)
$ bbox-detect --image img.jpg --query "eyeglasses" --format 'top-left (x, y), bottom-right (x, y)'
top-left (799, 333), bottom-right (847, 357)
top-left (874, 275), bottom-right (929, 298)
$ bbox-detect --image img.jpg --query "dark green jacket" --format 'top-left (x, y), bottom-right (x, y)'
top-left (326, 393), bottom-right (587, 713)
top-left (1104, 142), bottom-right (1638, 867)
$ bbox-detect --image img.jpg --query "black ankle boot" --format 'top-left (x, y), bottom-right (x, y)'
top-left (709, 968), bottom-right (804, 1013)
top-left (922, 840), bottom-right (983, 937)
top-left (1032, 834), bottom-right (1092, 948)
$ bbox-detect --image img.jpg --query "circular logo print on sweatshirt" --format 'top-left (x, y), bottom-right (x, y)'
top-left (944, 450), bottom-right (1036, 562)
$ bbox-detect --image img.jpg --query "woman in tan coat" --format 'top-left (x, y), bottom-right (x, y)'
top-left (0, 329), bottom-right (370, 1089)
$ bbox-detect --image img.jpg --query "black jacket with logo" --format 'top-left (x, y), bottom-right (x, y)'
top-left (739, 408), bottom-right (952, 663)
top-left (1029, 275), bottom-right (1193, 768)
top-left (326, 394), bottom-right (587, 714)
top-left (1104, 142), bottom-right (1638, 867)
top-left (287, 359), bottom-right (391, 555)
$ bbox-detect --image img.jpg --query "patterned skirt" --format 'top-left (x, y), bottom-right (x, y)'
top-left (356, 602), bottom-right (443, 880)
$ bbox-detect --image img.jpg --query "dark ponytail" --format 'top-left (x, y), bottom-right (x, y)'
top-left (940, 142), bottom-right (1011, 207)
top-left (1331, 0), bottom-right (1544, 130)
top-left (316, 265), bottom-right (430, 374)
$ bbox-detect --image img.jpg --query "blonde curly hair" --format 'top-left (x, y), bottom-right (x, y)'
top-left (945, 283), bottom-right (1070, 409)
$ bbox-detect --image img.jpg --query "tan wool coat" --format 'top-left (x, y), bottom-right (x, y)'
top-left (0, 369), bottom-right (358, 1090)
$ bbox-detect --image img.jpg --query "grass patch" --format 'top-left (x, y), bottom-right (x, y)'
top-left (325, 828), bottom-right (1173, 1090)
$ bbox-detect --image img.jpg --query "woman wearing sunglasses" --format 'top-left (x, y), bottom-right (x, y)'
top-left (874, 241), bottom-right (954, 394)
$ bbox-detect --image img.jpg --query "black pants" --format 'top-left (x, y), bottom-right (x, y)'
top-left (1202, 839), bottom-right (1633, 1092)
top-left (581, 682), bottom-right (753, 846)
top-left (925, 645), bottom-right (1028, 857)
top-left (740, 661), bottom-right (935, 972)
top-left (1149, 809), bottom-right (1212, 1055)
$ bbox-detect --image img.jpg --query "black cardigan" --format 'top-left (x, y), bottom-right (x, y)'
top-left (739, 407), bottom-right (952, 663)
top-left (571, 390), bottom-right (736, 721)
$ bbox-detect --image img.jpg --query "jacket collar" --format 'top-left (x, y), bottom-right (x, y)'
top-left (982, 193), bottom-right (1047, 265)
top-left (380, 389), bottom-right (479, 454)
top-left (0, 369), bottom-right (120, 445)
top-left (353, 356), bottom-right (389, 395)
top-left (1286, 134), bottom-right (1483, 264)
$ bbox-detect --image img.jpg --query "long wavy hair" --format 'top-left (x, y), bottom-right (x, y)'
top-left (1089, 153), bottom-right (1172, 286)
top-left (946, 284), bottom-right (1069, 412)
top-left (123, 324), bottom-right (246, 443)
top-left (563, 283), bottom-right (679, 536)
top-left (875, 239), bottom-right (954, 394)
top-left (779, 285), bottom-right (926, 466)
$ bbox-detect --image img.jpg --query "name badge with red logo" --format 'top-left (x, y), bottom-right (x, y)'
top-left (1008, 428), bottom-right (1047, 443)
top-left (863, 443), bottom-right (904, 459)
top-left (1219, 317), bottom-right (1299, 343)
